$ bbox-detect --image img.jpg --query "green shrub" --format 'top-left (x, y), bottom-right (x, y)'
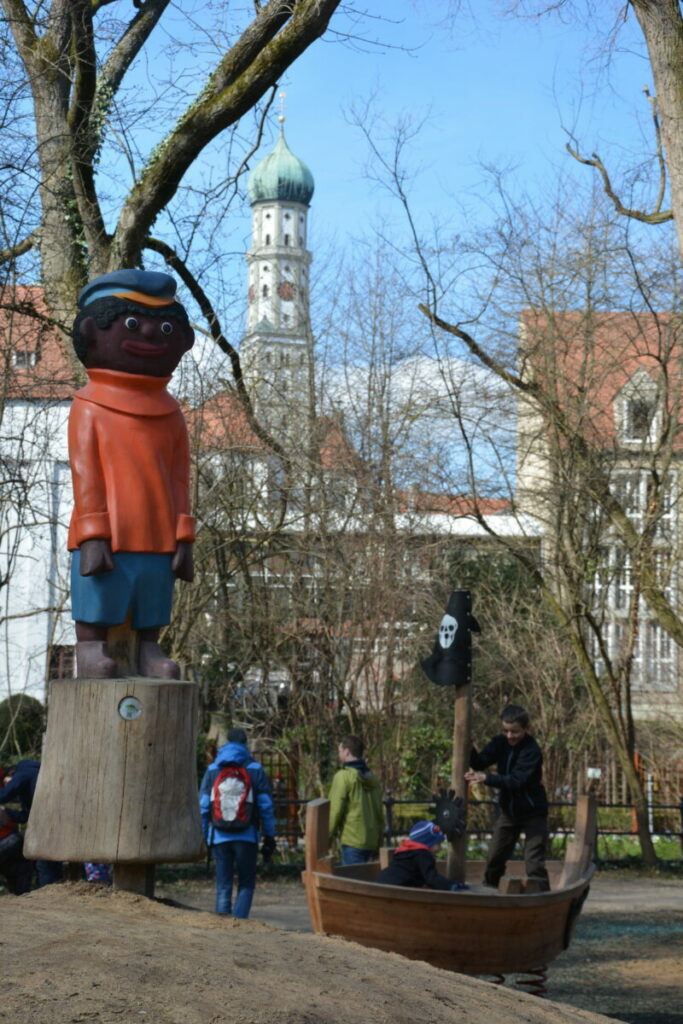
top-left (0, 694), bottom-right (45, 760)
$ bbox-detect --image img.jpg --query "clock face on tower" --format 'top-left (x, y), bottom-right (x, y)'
top-left (278, 281), bottom-right (296, 301)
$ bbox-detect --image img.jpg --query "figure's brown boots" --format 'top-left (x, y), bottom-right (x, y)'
top-left (138, 640), bottom-right (180, 679)
top-left (75, 641), bottom-right (118, 678)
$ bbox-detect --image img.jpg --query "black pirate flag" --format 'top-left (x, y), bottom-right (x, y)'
top-left (421, 590), bottom-right (480, 687)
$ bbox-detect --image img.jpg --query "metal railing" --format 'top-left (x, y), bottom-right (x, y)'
top-left (272, 793), bottom-right (683, 854)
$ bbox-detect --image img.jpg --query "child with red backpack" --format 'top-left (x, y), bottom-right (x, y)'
top-left (199, 728), bottom-right (276, 918)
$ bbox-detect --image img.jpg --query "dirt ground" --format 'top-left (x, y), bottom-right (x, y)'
top-left (1, 872), bottom-right (681, 1024)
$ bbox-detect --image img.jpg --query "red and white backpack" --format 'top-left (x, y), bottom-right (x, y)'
top-left (209, 762), bottom-right (255, 831)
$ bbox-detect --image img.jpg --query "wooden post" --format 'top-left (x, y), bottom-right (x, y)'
top-left (447, 680), bottom-right (471, 881)
top-left (25, 677), bottom-right (205, 878)
top-left (113, 864), bottom-right (156, 897)
top-left (421, 590), bottom-right (478, 884)
top-left (304, 798), bottom-right (334, 875)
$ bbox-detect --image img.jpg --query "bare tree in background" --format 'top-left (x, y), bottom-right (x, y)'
top-left (0, 0), bottom-right (342, 355)
top-left (162, 245), bottom-right (438, 784)
top-left (508, 3), bottom-right (683, 260)
top-left (424, 175), bottom-right (683, 864)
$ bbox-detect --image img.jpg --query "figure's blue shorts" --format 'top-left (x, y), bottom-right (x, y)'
top-left (71, 551), bottom-right (175, 629)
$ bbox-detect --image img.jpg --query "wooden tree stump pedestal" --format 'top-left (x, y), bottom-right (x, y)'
top-left (24, 676), bottom-right (205, 892)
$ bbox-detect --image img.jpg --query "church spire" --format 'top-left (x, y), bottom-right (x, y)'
top-left (241, 114), bottom-right (314, 437)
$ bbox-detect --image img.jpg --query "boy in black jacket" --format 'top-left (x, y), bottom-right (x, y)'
top-left (465, 704), bottom-right (550, 891)
top-left (375, 820), bottom-right (466, 891)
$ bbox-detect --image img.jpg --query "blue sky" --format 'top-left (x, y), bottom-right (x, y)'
top-left (246, 2), bottom-right (655, 245)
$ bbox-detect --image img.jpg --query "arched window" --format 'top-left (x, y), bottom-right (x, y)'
top-left (618, 369), bottom-right (661, 444)
top-left (262, 284), bottom-right (269, 297)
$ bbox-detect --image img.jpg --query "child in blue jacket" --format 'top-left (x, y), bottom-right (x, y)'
top-left (199, 728), bottom-right (276, 917)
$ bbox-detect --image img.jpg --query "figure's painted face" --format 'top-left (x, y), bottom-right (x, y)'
top-left (438, 613), bottom-right (458, 649)
top-left (80, 311), bottom-right (194, 378)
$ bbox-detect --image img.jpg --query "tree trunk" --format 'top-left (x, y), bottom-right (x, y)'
top-left (632, 1), bottom-right (683, 261)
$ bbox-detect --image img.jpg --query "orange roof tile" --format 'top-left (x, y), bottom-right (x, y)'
top-left (395, 489), bottom-right (509, 516)
top-left (186, 390), bottom-right (267, 452)
top-left (520, 309), bottom-right (683, 446)
top-left (0, 284), bottom-right (77, 401)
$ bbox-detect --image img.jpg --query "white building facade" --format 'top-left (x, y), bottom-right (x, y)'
top-left (0, 379), bottom-right (74, 701)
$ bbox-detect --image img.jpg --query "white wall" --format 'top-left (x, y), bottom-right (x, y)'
top-left (0, 400), bottom-right (73, 701)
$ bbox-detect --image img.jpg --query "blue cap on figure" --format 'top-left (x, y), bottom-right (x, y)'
top-left (78, 270), bottom-right (178, 310)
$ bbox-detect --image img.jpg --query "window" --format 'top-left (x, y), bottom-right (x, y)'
top-left (12, 349), bottom-right (38, 368)
top-left (612, 469), bottom-right (678, 540)
top-left (48, 645), bottom-right (75, 680)
top-left (590, 467), bottom-right (679, 691)
top-left (638, 621), bottom-right (676, 691)
top-left (283, 233), bottom-right (290, 246)
top-left (265, 233), bottom-right (271, 245)
top-left (625, 398), bottom-right (655, 441)
top-left (262, 284), bottom-right (269, 297)
top-left (617, 369), bottom-right (661, 444)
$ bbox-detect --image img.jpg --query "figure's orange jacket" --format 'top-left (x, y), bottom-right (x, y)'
top-left (67, 368), bottom-right (195, 553)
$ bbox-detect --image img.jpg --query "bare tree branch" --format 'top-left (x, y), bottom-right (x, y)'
top-left (566, 137), bottom-right (673, 225)
top-left (144, 234), bottom-right (290, 467)
top-left (0, 231), bottom-right (37, 265)
top-left (112, 0), bottom-right (340, 266)
top-left (97, 0), bottom-right (171, 103)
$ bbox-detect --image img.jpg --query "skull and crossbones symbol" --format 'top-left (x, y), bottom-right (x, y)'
top-left (438, 613), bottom-right (458, 650)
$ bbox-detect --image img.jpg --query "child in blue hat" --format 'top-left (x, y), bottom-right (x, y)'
top-left (375, 820), bottom-right (467, 891)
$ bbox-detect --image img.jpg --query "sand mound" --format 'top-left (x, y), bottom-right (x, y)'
top-left (2, 883), bottom-right (625, 1024)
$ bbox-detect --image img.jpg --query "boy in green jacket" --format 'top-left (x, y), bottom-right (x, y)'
top-left (328, 735), bottom-right (384, 865)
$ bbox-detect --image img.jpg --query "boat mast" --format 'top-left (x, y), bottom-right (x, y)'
top-left (421, 590), bottom-right (478, 883)
top-left (448, 662), bottom-right (472, 880)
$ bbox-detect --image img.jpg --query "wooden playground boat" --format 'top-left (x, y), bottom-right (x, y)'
top-left (302, 794), bottom-right (596, 977)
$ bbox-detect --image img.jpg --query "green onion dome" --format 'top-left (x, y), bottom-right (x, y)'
top-left (247, 129), bottom-right (315, 206)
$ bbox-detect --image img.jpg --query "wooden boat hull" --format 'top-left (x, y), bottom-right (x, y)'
top-left (303, 796), bottom-right (596, 976)
top-left (302, 864), bottom-right (592, 974)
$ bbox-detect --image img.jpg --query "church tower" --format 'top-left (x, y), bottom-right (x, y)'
top-left (241, 116), bottom-right (315, 437)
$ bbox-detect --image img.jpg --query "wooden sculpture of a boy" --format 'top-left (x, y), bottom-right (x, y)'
top-left (68, 269), bottom-right (195, 680)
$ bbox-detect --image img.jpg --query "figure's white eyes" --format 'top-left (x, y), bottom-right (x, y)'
top-left (125, 316), bottom-right (138, 330)
top-left (160, 321), bottom-right (174, 335)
